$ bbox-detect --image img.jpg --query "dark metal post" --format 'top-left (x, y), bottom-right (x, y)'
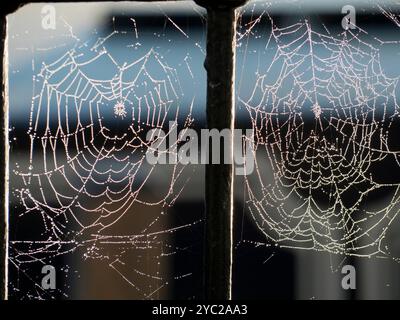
top-left (1, 1), bottom-right (35, 301)
top-left (0, 7), bottom-right (14, 300)
top-left (194, 0), bottom-right (248, 300)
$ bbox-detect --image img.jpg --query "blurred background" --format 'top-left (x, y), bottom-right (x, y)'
top-left (6, 0), bottom-right (400, 299)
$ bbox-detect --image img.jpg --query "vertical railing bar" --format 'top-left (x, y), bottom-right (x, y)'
top-left (0, 11), bottom-right (11, 301)
top-left (194, 0), bottom-right (248, 300)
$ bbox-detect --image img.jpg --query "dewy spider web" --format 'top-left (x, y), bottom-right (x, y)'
top-left (237, 1), bottom-right (400, 258)
top-left (9, 0), bottom-right (400, 300)
top-left (9, 3), bottom-right (205, 299)
top-left (22, 46), bottom-right (190, 230)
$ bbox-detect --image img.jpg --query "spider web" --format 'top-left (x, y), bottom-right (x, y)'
top-left (237, 1), bottom-right (400, 259)
top-left (8, 0), bottom-right (400, 300)
top-left (8, 3), bottom-right (205, 299)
